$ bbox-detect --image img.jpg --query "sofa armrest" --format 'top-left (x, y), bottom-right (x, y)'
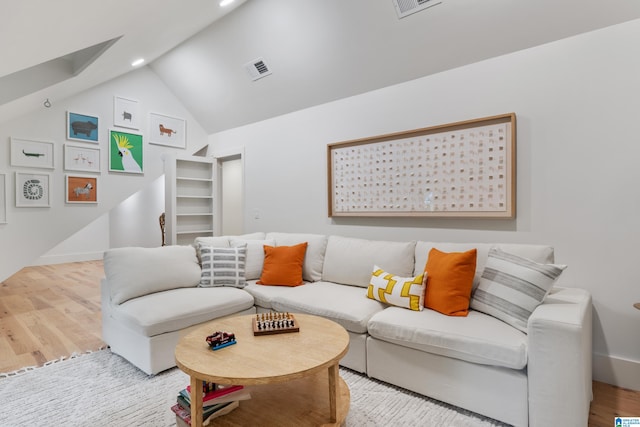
top-left (100, 277), bottom-right (109, 302)
top-left (100, 277), bottom-right (115, 345)
top-left (527, 286), bottom-right (592, 427)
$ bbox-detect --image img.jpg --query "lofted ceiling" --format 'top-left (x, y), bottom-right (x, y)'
top-left (2, 0), bottom-right (640, 133)
top-left (0, 0), bottom-right (247, 125)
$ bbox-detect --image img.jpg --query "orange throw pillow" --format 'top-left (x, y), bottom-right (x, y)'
top-left (424, 248), bottom-right (477, 316)
top-left (257, 242), bottom-right (308, 286)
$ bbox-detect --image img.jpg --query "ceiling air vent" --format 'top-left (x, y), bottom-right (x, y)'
top-left (392, 0), bottom-right (442, 19)
top-left (244, 58), bottom-right (272, 81)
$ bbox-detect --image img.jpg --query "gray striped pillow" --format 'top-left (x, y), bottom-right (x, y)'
top-left (470, 248), bottom-right (566, 333)
top-left (198, 245), bottom-right (247, 288)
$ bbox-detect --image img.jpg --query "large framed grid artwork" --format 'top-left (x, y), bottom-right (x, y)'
top-left (327, 113), bottom-right (516, 218)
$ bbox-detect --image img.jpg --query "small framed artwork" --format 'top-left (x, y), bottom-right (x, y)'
top-left (66, 175), bottom-right (98, 204)
top-left (10, 138), bottom-right (55, 169)
top-left (0, 174), bottom-right (7, 223)
top-left (67, 111), bottom-right (99, 142)
top-left (16, 172), bottom-right (51, 208)
top-left (149, 112), bottom-right (186, 149)
top-left (114, 95), bottom-right (140, 129)
top-left (64, 144), bottom-right (101, 173)
top-left (109, 129), bottom-right (143, 174)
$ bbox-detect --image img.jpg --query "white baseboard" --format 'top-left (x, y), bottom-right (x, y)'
top-left (30, 251), bottom-right (104, 266)
top-left (593, 352), bottom-right (640, 391)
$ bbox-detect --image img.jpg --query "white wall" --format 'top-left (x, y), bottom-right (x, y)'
top-left (209, 20), bottom-right (640, 389)
top-left (33, 175), bottom-right (166, 264)
top-left (108, 175), bottom-right (165, 249)
top-left (31, 212), bottom-right (109, 265)
top-left (0, 66), bottom-right (209, 281)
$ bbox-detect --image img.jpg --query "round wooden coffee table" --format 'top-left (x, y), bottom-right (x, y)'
top-left (175, 313), bottom-right (350, 426)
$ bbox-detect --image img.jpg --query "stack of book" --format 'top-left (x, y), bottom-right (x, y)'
top-left (171, 380), bottom-right (250, 426)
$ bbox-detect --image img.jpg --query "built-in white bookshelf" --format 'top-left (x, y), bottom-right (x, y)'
top-left (164, 154), bottom-right (214, 246)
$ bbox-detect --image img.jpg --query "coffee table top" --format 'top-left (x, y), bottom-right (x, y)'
top-left (175, 313), bottom-right (349, 385)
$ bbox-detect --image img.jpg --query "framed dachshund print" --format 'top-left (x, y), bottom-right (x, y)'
top-left (66, 175), bottom-right (98, 204)
top-left (149, 112), bottom-right (186, 149)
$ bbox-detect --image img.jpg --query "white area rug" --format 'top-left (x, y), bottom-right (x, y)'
top-left (0, 349), bottom-right (508, 426)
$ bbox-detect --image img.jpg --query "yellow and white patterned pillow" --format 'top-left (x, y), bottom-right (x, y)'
top-left (366, 265), bottom-right (427, 311)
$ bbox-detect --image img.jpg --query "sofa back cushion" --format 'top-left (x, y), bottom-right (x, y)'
top-left (414, 242), bottom-right (555, 289)
top-left (266, 232), bottom-right (328, 282)
top-left (104, 245), bottom-right (201, 305)
top-left (195, 232), bottom-right (265, 250)
top-left (194, 236), bottom-right (230, 263)
top-left (194, 233), bottom-right (266, 264)
top-left (322, 235), bottom-right (416, 287)
top-left (194, 236), bottom-right (230, 248)
top-left (230, 238), bottom-right (275, 280)
top-left (234, 232), bottom-right (266, 241)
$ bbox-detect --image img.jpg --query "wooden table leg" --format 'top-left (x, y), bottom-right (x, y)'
top-left (190, 376), bottom-right (204, 427)
top-left (328, 363), bottom-right (338, 423)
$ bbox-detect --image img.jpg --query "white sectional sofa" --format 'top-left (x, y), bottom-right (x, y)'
top-left (101, 232), bottom-right (592, 427)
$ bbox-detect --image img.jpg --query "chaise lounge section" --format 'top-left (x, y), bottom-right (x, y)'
top-left (101, 232), bottom-right (592, 426)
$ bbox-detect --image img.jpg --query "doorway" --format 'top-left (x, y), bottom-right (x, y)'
top-left (216, 152), bottom-right (244, 235)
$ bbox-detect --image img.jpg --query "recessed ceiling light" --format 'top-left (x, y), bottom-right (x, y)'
top-left (131, 58), bottom-right (145, 67)
top-left (219, 0), bottom-right (235, 6)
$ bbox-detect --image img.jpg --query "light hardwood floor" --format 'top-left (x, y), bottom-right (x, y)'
top-left (0, 261), bottom-right (637, 426)
top-left (0, 261), bottom-right (105, 372)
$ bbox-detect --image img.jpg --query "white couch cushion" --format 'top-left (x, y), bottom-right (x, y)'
top-left (367, 306), bottom-right (528, 370)
top-left (194, 236), bottom-right (230, 248)
top-left (266, 232), bottom-right (328, 282)
top-left (230, 238), bottom-right (275, 280)
top-left (236, 232), bottom-right (266, 240)
top-left (112, 287), bottom-right (255, 336)
top-left (196, 233), bottom-right (265, 252)
top-left (414, 242), bottom-right (555, 289)
top-left (271, 281), bottom-right (386, 334)
top-left (243, 280), bottom-right (308, 309)
top-left (104, 245), bottom-right (201, 305)
top-left (322, 235), bottom-right (416, 287)
top-left (194, 236), bottom-right (230, 263)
